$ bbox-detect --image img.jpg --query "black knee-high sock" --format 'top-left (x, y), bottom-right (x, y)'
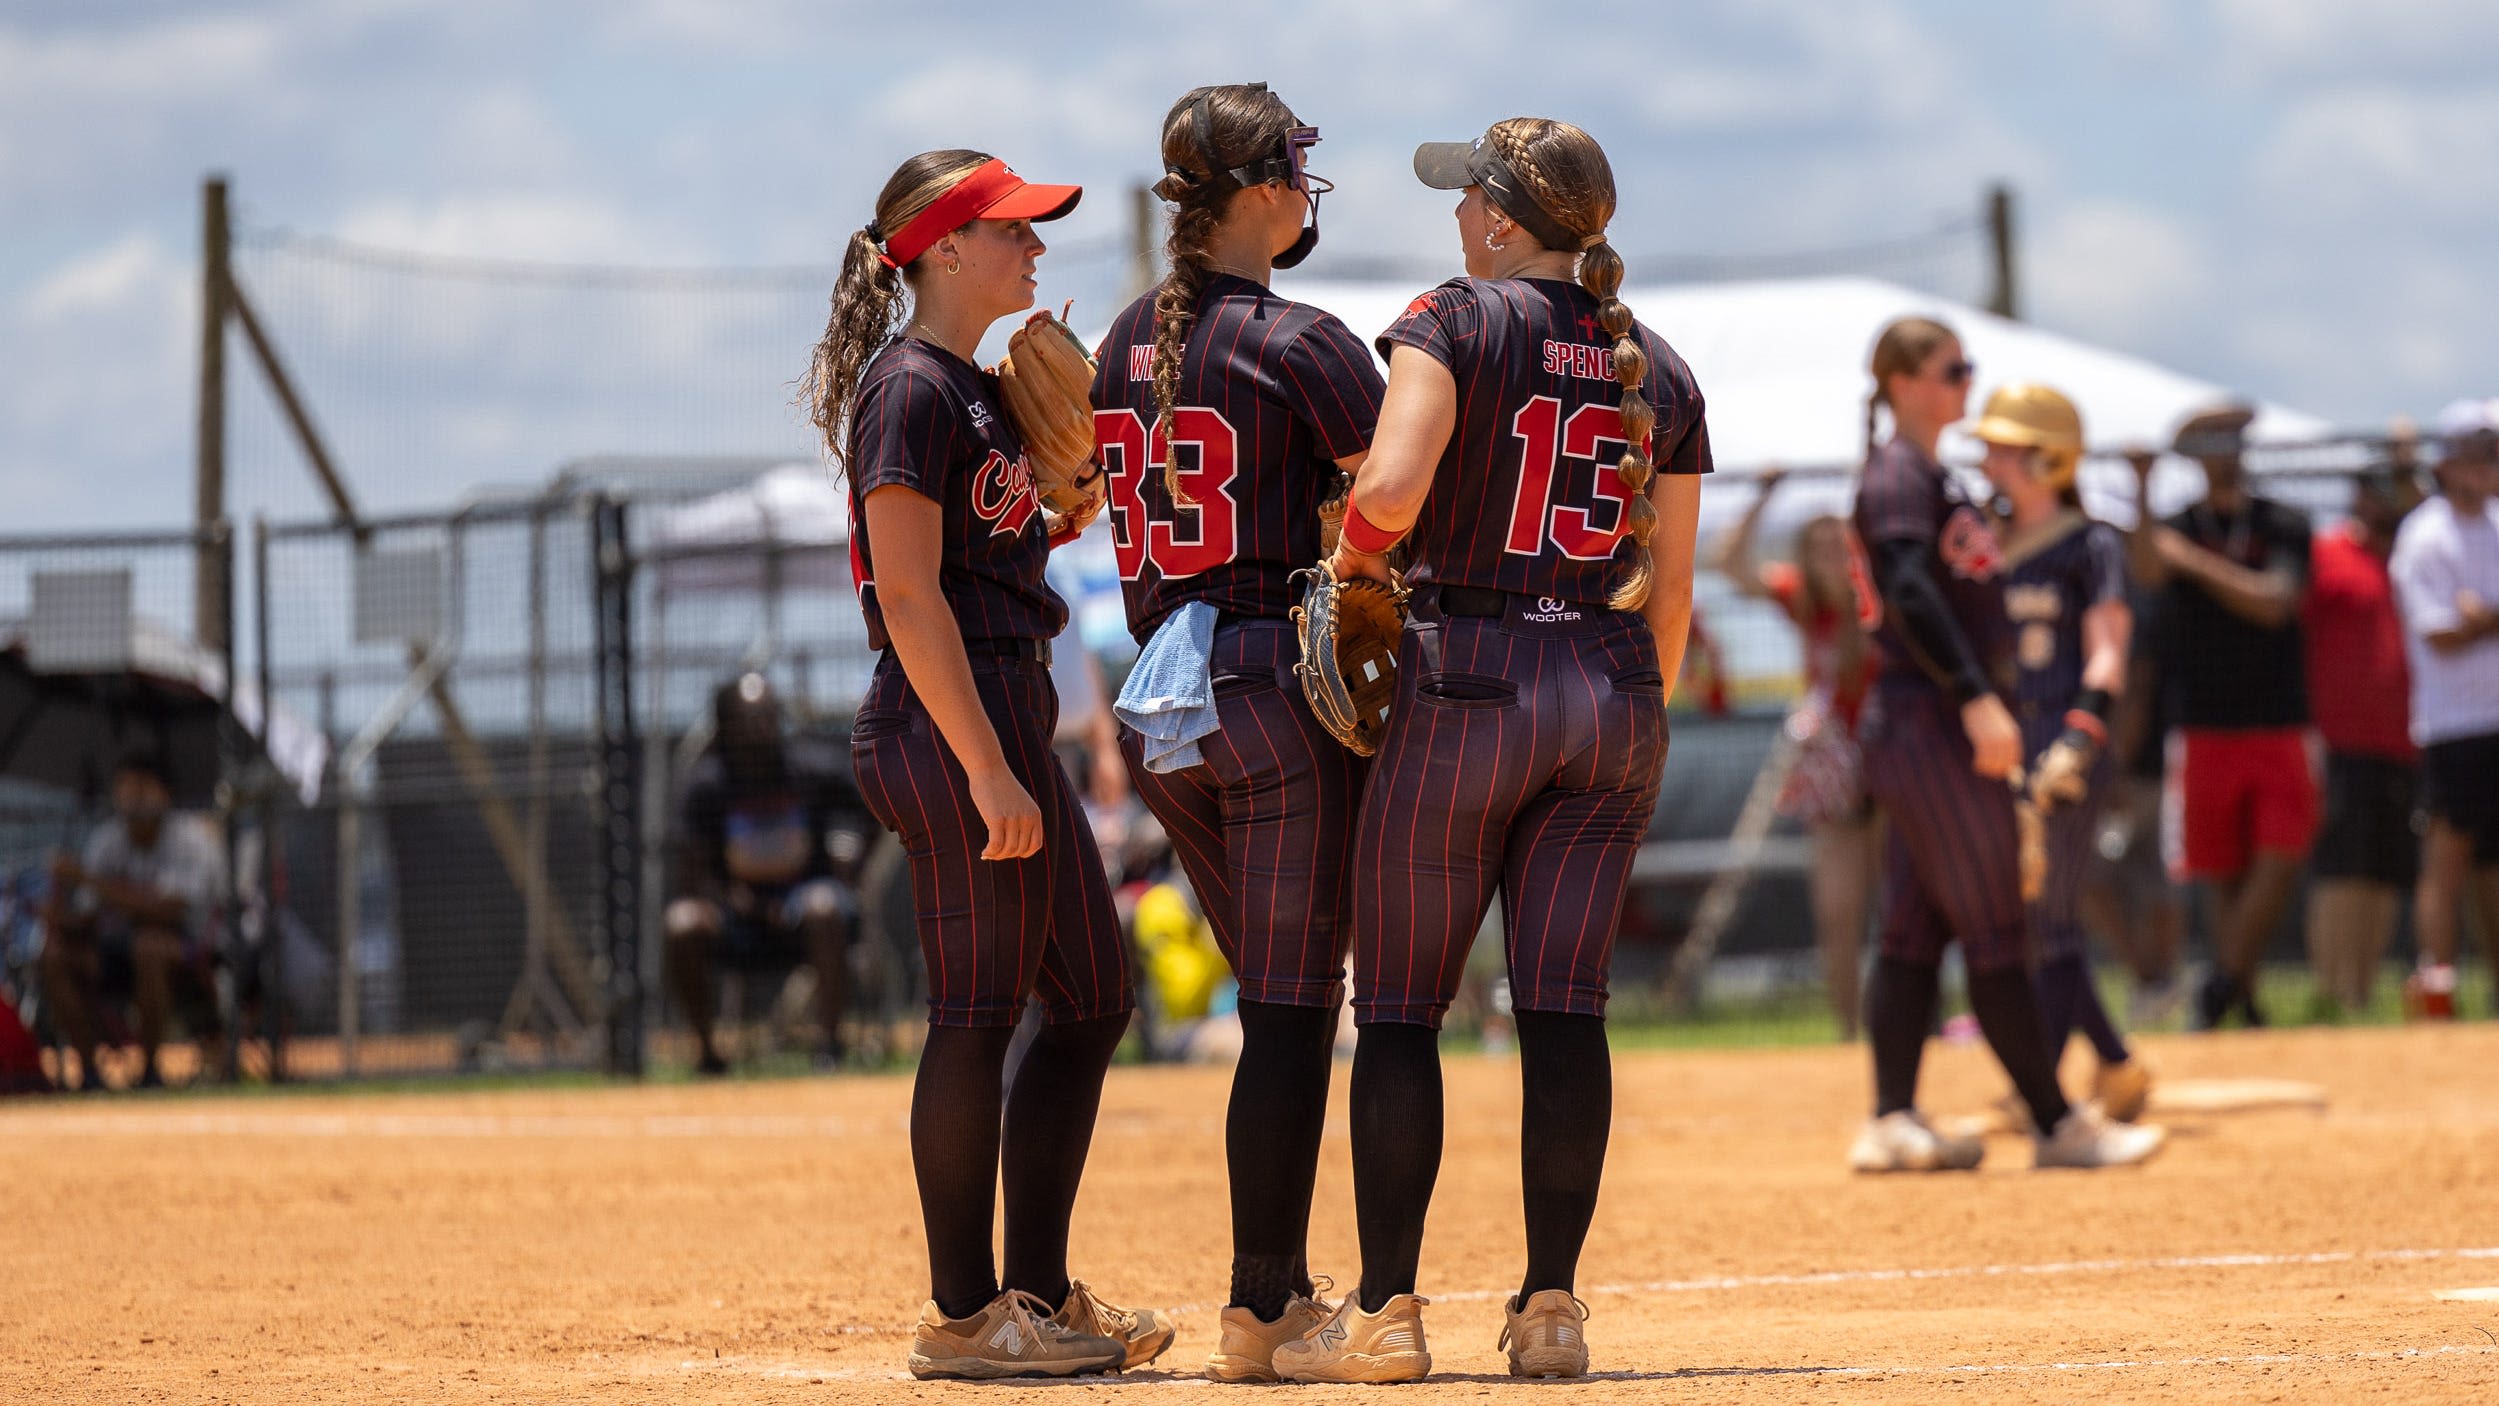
top-left (1865, 955), bottom-right (1941, 1116)
top-left (999, 1012), bottom-right (1130, 1311)
top-left (1227, 1000), bottom-right (1339, 1320)
top-left (2071, 969), bottom-right (2131, 1065)
top-left (1515, 1011), bottom-right (1611, 1299)
top-left (1351, 1022), bottom-right (1442, 1312)
top-left (2035, 952), bottom-right (2088, 1066)
top-left (911, 1024), bottom-right (1015, 1320)
top-left (1967, 967), bottom-right (2072, 1132)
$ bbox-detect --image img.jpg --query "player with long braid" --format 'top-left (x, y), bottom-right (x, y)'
top-left (1273, 118), bottom-right (1706, 1384)
top-left (1086, 82), bottom-right (1384, 1383)
top-left (802, 149), bottom-right (1170, 1380)
top-left (1846, 318), bottom-right (2163, 1175)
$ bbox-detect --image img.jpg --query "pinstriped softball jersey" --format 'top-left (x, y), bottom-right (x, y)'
top-left (844, 335), bottom-right (1130, 1030)
top-left (1090, 275), bottom-right (1384, 641)
top-left (1375, 277), bottom-right (1710, 602)
top-left (846, 337), bottom-right (1069, 651)
top-left (1853, 437), bottom-right (2012, 690)
top-left (1089, 275), bottom-right (1383, 1006)
top-left (1852, 438), bottom-right (2026, 971)
top-left (1353, 277), bottom-right (1710, 1029)
top-left (2004, 512), bottom-right (2128, 963)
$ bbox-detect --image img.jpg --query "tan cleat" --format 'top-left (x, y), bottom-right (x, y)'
top-left (906, 1289), bottom-right (1123, 1380)
top-left (1050, 1278), bottom-right (1175, 1371)
top-left (2093, 1056), bottom-right (2154, 1123)
top-left (1501, 1289), bottom-right (1591, 1378)
top-left (1272, 1292), bottom-right (1432, 1384)
top-left (1204, 1282), bottom-right (1335, 1383)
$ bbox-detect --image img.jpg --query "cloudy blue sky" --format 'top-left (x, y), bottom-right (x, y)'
top-left (6, 0), bottom-right (2496, 530)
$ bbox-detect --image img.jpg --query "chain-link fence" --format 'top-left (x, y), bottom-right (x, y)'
top-left (255, 499), bottom-right (633, 1078)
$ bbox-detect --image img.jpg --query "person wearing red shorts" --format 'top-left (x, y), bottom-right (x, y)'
top-left (2133, 404), bottom-right (2318, 1029)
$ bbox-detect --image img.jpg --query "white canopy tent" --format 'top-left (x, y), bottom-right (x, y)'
top-left (1265, 273), bottom-right (2344, 527)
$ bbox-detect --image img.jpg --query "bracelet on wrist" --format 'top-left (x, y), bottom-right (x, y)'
top-left (2062, 710), bottom-right (2109, 748)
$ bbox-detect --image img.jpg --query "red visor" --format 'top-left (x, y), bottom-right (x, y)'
top-left (878, 158), bottom-right (1082, 269)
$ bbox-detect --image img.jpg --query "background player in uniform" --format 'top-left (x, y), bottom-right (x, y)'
top-left (664, 673), bottom-right (872, 1073)
top-left (1270, 118), bottom-right (1707, 1384)
top-left (1087, 83), bottom-right (1383, 1383)
top-left (800, 149), bottom-right (1166, 1381)
top-left (1971, 384), bottom-right (2152, 1121)
top-left (1847, 318), bottom-right (2162, 1175)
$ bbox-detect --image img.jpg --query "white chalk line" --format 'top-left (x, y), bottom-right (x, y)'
top-left (658, 1343), bottom-right (2499, 1384)
top-left (1146, 1245), bottom-right (2499, 1317)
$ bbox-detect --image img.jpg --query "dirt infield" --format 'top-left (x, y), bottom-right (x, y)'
top-left (8, 1023), bottom-right (2499, 1404)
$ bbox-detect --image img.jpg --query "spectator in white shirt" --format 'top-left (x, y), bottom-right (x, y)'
top-left (2387, 398), bottom-right (2499, 1017)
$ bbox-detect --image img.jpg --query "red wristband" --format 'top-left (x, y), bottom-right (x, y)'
top-left (1340, 498), bottom-right (1404, 557)
top-left (2062, 709), bottom-right (2109, 747)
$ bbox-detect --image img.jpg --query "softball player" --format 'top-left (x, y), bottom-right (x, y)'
top-left (1087, 83), bottom-right (1384, 1383)
top-left (1972, 384), bottom-right (2153, 1121)
top-left (801, 149), bottom-right (1169, 1380)
top-left (1271, 117), bottom-right (1708, 1384)
top-left (1847, 319), bottom-right (2162, 1174)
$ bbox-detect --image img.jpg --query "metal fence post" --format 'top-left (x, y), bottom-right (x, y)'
top-left (590, 497), bottom-right (644, 1077)
top-left (254, 517), bottom-right (284, 1081)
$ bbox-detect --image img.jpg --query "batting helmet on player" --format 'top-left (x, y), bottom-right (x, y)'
top-left (1971, 382), bottom-right (2085, 491)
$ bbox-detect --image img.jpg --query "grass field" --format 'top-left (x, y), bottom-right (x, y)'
top-left (9, 1021), bottom-right (2499, 1404)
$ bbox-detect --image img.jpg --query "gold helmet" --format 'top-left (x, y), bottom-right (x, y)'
top-left (1971, 382), bottom-right (2085, 490)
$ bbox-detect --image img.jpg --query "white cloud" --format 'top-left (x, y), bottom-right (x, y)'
top-left (2027, 199), bottom-right (2212, 348)
top-left (23, 232), bottom-right (186, 324)
top-left (332, 192), bottom-right (694, 263)
top-left (2254, 87), bottom-right (2499, 223)
top-left (2213, 0), bottom-right (2499, 80)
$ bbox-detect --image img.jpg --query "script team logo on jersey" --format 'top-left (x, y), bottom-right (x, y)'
top-left (970, 449), bottom-right (1040, 538)
top-left (1939, 505), bottom-right (2003, 581)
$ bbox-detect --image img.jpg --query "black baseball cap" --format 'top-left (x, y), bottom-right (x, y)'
top-left (1412, 133), bottom-right (1584, 254)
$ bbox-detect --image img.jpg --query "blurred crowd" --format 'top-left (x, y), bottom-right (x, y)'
top-left (1725, 394), bottom-right (2499, 1034)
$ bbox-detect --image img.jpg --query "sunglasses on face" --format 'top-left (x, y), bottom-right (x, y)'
top-left (1936, 359), bottom-right (1976, 386)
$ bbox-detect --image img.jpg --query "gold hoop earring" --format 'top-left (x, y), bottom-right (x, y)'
top-left (946, 259), bottom-right (961, 275)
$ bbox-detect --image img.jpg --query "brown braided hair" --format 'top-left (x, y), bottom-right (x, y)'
top-left (1864, 316), bottom-right (1957, 458)
top-left (1149, 85), bottom-right (1299, 505)
top-left (800, 149), bottom-right (992, 475)
top-left (1483, 118), bottom-right (1658, 611)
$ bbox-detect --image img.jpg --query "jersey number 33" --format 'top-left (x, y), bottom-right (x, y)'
top-left (1094, 407), bottom-right (1241, 582)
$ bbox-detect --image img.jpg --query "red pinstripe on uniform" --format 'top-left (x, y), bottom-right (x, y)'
top-left (844, 337), bottom-right (1131, 1029)
top-left (1352, 277), bottom-right (1710, 1029)
top-left (1090, 276), bottom-right (1383, 1008)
